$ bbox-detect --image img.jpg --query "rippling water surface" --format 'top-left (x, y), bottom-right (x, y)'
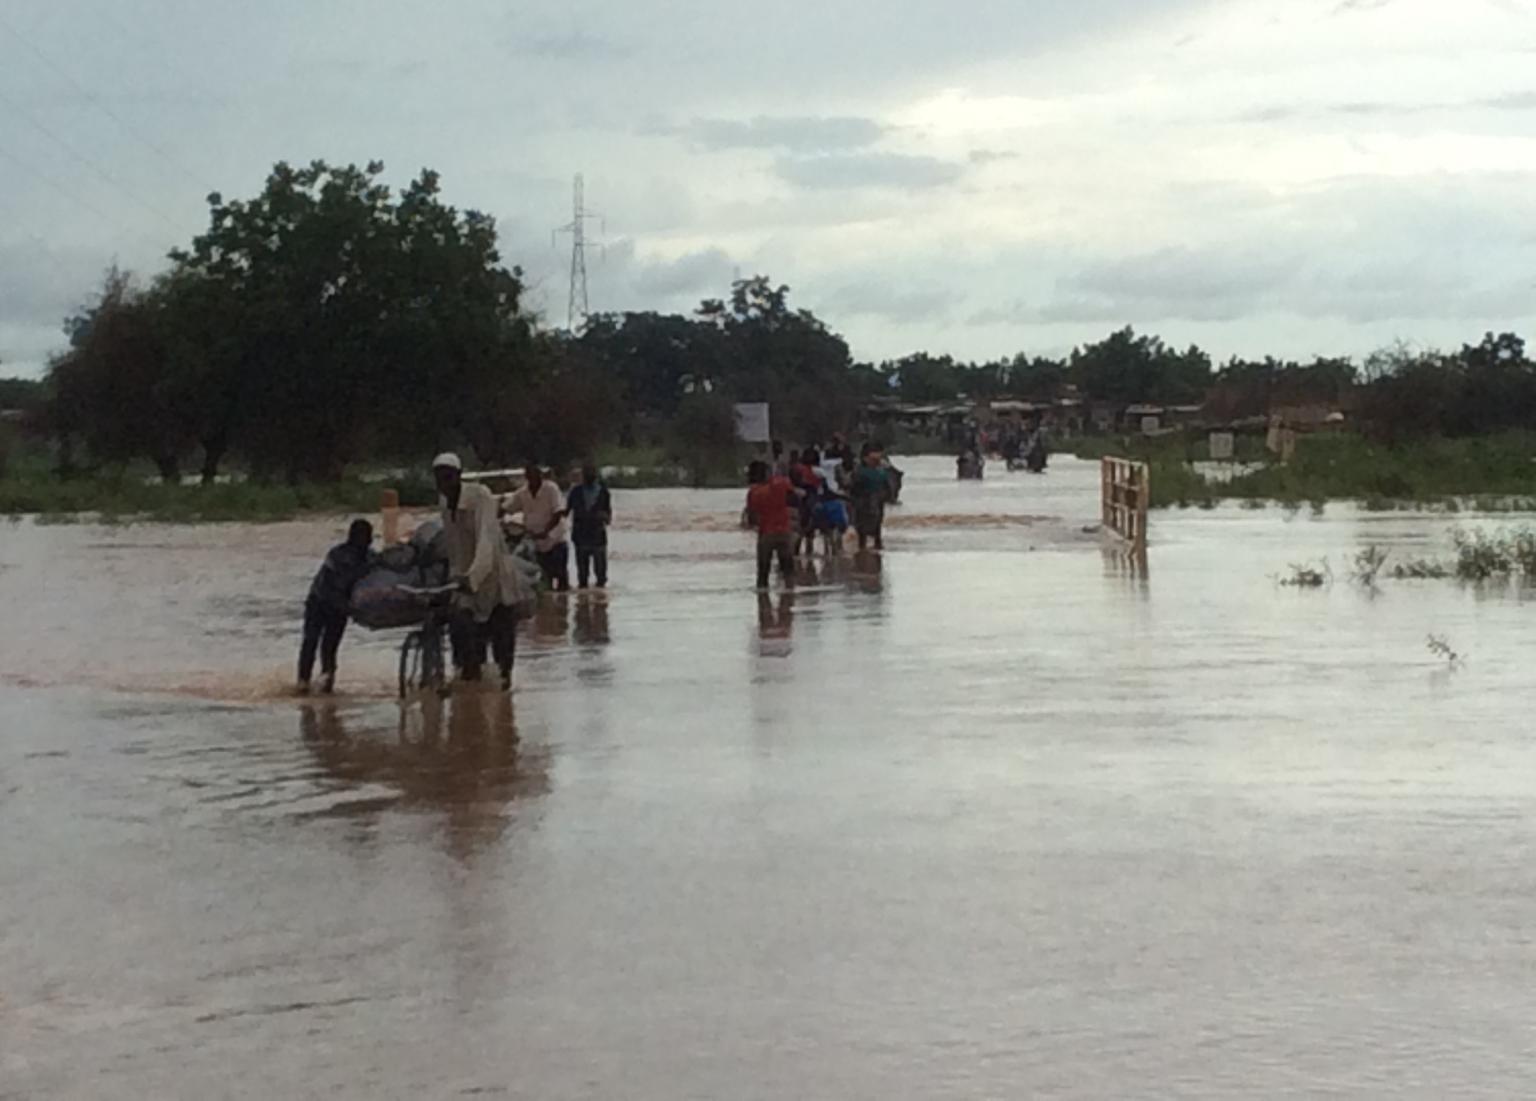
top-left (2, 457), bottom-right (1533, 1098)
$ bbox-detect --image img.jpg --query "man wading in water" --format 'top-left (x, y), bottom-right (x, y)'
top-left (745, 459), bottom-right (798, 590)
top-left (566, 462), bottom-right (613, 589)
top-left (434, 453), bottom-right (522, 691)
top-left (851, 444), bottom-right (892, 552)
top-left (509, 462), bottom-right (571, 592)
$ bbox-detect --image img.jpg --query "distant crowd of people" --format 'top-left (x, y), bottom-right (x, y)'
top-left (958, 413), bottom-right (1050, 478)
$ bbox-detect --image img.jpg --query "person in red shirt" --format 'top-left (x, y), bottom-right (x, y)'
top-left (745, 459), bottom-right (799, 589)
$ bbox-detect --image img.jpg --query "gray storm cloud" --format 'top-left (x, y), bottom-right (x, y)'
top-left (2, 0), bottom-right (1534, 372)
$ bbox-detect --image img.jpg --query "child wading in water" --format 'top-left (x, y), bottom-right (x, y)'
top-left (297, 519), bottom-right (375, 695)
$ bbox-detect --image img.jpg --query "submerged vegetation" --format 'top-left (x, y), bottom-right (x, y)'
top-left (1450, 528), bottom-right (1536, 581)
top-left (1279, 560), bottom-right (1331, 588)
top-left (1426, 635), bottom-right (1465, 667)
top-left (1092, 432), bottom-right (1536, 511)
top-left (1278, 528), bottom-right (1536, 588)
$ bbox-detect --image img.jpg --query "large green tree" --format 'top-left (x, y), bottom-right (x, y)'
top-left (165, 160), bottom-right (528, 481)
top-left (701, 276), bottom-right (866, 440)
top-left (1070, 326), bottom-right (1212, 405)
top-left (47, 268), bottom-right (200, 481)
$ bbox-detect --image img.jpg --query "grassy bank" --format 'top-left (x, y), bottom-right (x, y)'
top-left (1073, 431), bottom-right (1536, 509)
top-left (0, 470), bottom-right (440, 523)
top-left (0, 455), bottom-right (735, 522)
top-left (593, 444), bottom-right (742, 489)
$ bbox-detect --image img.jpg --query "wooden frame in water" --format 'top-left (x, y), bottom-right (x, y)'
top-left (1101, 456), bottom-right (1150, 555)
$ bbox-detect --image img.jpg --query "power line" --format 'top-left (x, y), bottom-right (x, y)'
top-left (86, 3), bottom-right (248, 177)
top-left (0, 132), bottom-right (122, 229)
top-left (0, 84), bottom-right (184, 230)
top-left (0, 139), bottom-right (116, 342)
top-left (0, 8), bottom-right (219, 196)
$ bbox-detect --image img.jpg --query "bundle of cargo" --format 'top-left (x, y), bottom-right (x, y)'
top-left (349, 521), bottom-right (452, 630)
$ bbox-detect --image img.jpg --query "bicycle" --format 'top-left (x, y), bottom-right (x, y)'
top-left (396, 584), bottom-right (459, 700)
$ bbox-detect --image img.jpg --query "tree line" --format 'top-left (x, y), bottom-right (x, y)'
top-left (6, 159), bottom-right (1533, 484)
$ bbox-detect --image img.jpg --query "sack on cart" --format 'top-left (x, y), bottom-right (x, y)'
top-left (350, 541), bottom-right (449, 630)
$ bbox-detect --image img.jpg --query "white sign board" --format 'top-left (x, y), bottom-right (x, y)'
top-left (1139, 415), bottom-right (1161, 436)
top-left (1209, 431), bottom-right (1235, 461)
top-left (733, 402), bottom-right (771, 443)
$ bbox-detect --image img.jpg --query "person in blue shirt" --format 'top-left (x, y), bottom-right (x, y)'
top-left (297, 519), bottom-right (375, 695)
top-left (566, 463), bottom-right (614, 589)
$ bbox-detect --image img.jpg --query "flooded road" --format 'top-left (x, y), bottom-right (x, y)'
top-left (3, 457), bottom-right (1534, 1098)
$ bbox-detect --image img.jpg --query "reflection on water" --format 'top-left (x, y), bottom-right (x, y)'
top-left (300, 693), bottom-right (550, 858)
top-left (531, 595), bottom-right (571, 643)
top-left (1101, 543), bottom-right (1151, 587)
top-left (572, 594), bottom-right (611, 647)
top-left (756, 591), bottom-right (795, 657)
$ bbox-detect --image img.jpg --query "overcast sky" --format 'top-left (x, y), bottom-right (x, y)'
top-left (2, 0), bottom-right (1534, 377)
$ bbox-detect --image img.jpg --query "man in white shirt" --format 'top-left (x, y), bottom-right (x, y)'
top-left (508, 462), bottom-right (570, 591)
top-left (433, 452), bottom-right (526, 690)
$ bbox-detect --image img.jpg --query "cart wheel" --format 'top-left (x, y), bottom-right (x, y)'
top-left (398, 632), bottom-right (423, 699)
top-left (422, 628), bottom-right (449, 698)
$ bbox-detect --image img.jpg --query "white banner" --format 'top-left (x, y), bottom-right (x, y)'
top-left (733, 402), bottom-right (771, 443)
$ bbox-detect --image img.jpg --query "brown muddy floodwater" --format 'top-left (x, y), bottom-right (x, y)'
top-left (2, 456), bottom-right (1534, 1098)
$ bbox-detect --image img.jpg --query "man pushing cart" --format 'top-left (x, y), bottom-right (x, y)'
top-left (432, 452), bottom-right (531, 693)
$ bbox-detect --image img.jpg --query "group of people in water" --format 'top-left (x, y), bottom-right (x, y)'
top-left (296, 453), bottom-right (612, 696)
top-left (297, 438), bottom-right (906, 694)
top-left (958, 414), bottom-right (1050, 479)
top-left (744, 437), bottom-right (901, 589)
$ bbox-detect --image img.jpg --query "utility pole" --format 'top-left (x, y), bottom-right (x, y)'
top-left (553, 173), bottom-right (603, 332)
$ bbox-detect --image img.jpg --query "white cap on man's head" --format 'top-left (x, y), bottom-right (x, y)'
top-left (432, 452), bottom-right (463, 471)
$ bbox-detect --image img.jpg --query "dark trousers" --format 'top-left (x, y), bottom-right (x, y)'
top-left (537, 543), bottom-right (570, 591)
top-left (450, 604), bottom-right (518, 680)
top-left (298, 600), bottom-right (348, 682)
top-left (575, 544), bottom-right (608, 588)
top-left (756, 533), bottom-right (795, 588)
top-left (855, 503), bottom-right (885, 551)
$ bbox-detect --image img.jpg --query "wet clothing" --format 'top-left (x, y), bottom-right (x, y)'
top-left (756, 533), bottom-right (795, 589)
top-left (451, 603), bottom-right (517, 683)
top-left (508, 480), bottom-right (568, 554)
top-left (306, 541), bottom-right (373, 615)
top-left (851, 465), bottom-right (891, 547)
top-left (298, 601), bottom-right (348, 682)
top-left (576, 545), bottom-right (608, 588)
top-left (746, 476), bottom-right (797, 536)
top-left (1024, 428), bottom-right (1048, 472)
top-left (815, 498), bottom-right (849, 533)
top-left (537, 542), bottom-right (570, 591)
top-left (790, 463), bottom-right (822, 540)
top-left (441, 481), bottom-right (527, 624)
top-left (566, 482), bottom-right (612, 548)
top-left (298, 539), bottom-right (372, 684)
top-left (852, 464), bottom-right (891, 500)
top-left (567, 480), bottom-right (611, 589)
